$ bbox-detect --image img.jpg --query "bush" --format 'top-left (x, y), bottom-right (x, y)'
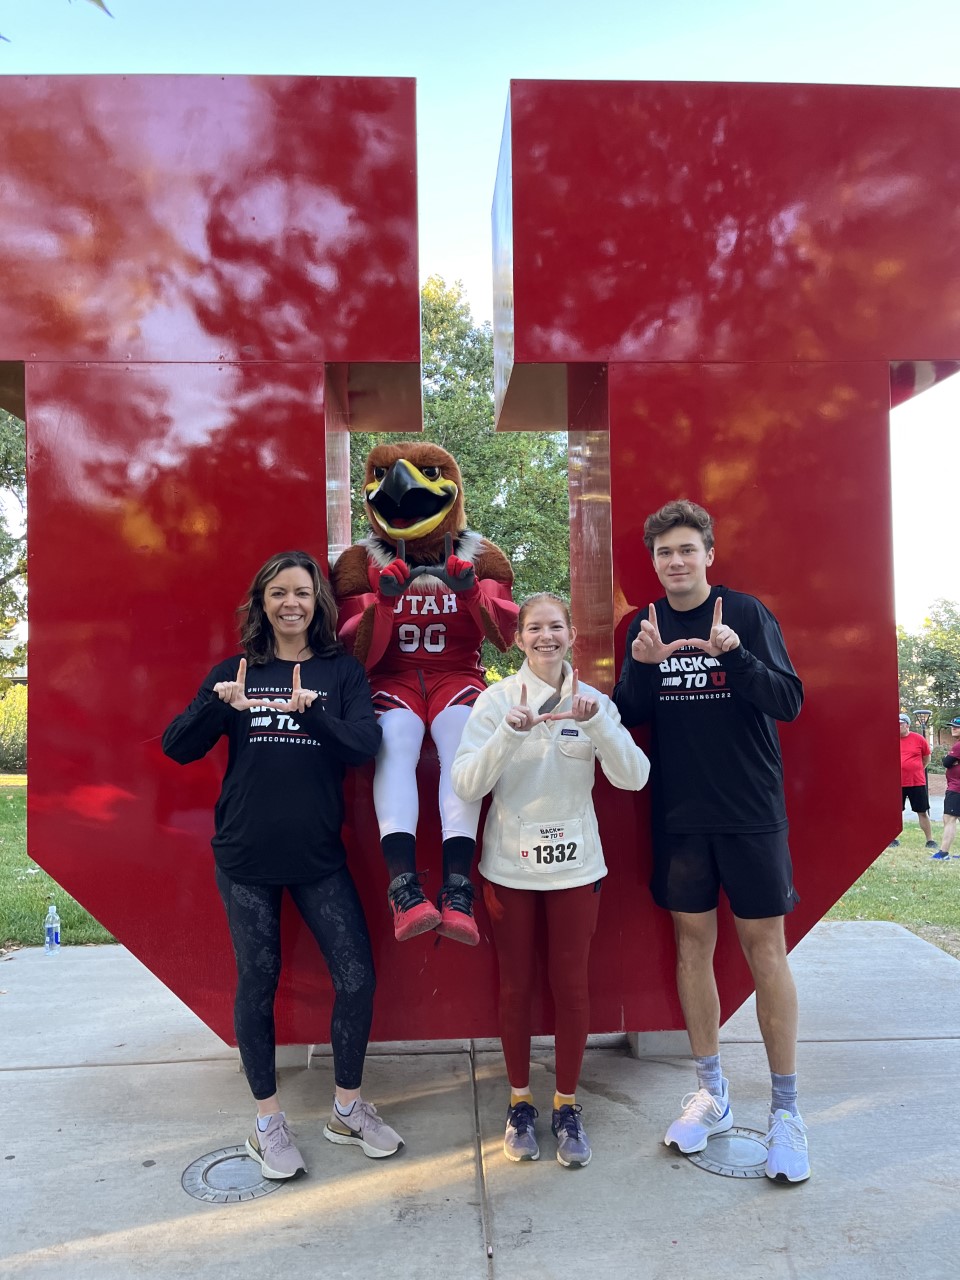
top-left (0, 684), bottom-right (26, 771)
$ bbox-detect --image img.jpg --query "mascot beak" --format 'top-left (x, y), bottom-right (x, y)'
top-left (365, 460), bottom-right (459, 541)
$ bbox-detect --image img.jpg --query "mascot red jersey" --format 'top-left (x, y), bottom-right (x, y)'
top-left (332, 441), bottom-right (517, 944)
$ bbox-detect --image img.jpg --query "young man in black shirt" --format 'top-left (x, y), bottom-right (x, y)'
top-left (614, 499), bottom-right (809, 1183)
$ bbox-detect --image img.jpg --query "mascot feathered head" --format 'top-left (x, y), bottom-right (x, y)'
top-left (363, 441), bottom-right (466, 547)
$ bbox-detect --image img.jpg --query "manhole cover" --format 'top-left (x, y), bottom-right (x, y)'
top-left (684, 1126), bottom-right (767, 1178)
top-left (181, 1145), bottom-right (286, 1203)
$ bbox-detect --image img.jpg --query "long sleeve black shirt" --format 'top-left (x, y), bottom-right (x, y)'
top-left (162, 653), bottom-right (381, 884)
top-left (613, 586), bottom-right (802, 835)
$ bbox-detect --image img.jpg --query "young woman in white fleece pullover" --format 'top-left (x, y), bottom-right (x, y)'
top-left (451, 593), bottom-right (649, 1170)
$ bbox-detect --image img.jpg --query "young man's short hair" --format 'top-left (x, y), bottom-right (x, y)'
top-left (642, 499), bottom-right (715, 553)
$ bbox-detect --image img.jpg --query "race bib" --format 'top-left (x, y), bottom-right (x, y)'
top-left (516, 818), bottom-right (584, 873)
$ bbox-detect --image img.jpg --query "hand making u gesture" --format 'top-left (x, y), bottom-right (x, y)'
top-left (687, 597), bottom-right (741, 657)
top-left (548, 669), bottom-right (599, 723)
top-left (504, 683), bottom-right (553, 732)
top-left (213, 658), bottom-right (268, 711)
top-left (262, 663), bottom-right (320, 714)
top-left (630, 604), bottom-right (692, 665)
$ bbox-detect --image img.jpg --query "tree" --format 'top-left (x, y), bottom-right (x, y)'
top-left (897, 624), bottom-right (927, 712)
top-left (0, 408), bottom-right (26, 690)
top-left (897, 599), bottom-right (960, 729)
top-left (917, 600), bottom-right (960, 727)
top-left (346, 277), bottom-right (570, 674)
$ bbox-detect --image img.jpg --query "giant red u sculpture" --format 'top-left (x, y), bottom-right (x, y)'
top-left (2, 76), bottom-right (958, 1042)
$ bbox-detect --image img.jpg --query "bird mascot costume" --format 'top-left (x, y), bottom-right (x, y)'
top-left (332, 441), bottom-right (518, 944)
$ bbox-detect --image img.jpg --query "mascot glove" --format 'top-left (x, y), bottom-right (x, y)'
top-left (445, 554), bottom-right (479, 596)
top-left (378, 557), bottom-right (411, 599)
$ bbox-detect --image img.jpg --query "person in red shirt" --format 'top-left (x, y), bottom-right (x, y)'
top-left (892, 714), bottom-right (937, 850)
top-left (931, 716), bottom-right (960, 861)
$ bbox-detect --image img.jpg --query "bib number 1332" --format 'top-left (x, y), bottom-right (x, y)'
top-left (529, 841), bottom-right (578, 865)
top-left (518, 818), bottom-right (584, 873)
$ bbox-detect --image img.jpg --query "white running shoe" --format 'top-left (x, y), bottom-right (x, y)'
top-left (765, 1110), bottom-right (810, 1183)
top-left (663, 1082), bottom-right (733, 1153)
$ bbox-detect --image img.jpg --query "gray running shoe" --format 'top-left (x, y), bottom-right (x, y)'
top-left (323, 1099), bottom-right (403, 1159)
top-left (503, 1101), bottom-right (540, 1162)
top-left (245, 1113), bottom-right (306, 1180)
top-left (551, 1104), bottom-right (592, 1168)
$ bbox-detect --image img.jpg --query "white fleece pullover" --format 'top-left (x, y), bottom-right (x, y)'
top-left (451, 660), bottom-right (649, 891)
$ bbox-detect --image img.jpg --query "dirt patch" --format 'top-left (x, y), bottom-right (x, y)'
top-left (909, 924), bottom-right (960, 961)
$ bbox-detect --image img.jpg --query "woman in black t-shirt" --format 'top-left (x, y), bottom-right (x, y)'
top-left (163, 550), bottom-right (403, 1178)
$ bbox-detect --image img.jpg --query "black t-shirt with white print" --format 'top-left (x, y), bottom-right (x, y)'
top-left (162, 653), bottom-right (381, 884)
top-left (613, 586), bottom-right (803, 835)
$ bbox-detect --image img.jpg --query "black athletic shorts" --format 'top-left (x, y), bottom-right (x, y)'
top-left (945, 792), bottom-right (960, 819)
top-left (651, 828), bottom-right (799, 920)
top-left (902, 785), bottom-right (929, 813)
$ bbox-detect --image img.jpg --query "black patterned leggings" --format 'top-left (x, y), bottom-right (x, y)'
top-left (215, 865), bottom-right (376, 1099)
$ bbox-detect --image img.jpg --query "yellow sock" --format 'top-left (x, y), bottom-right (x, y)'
top-left (510, 1089), bottom-right (534, 1107)
top-left (554, 1092), bottom-right (576, 1111)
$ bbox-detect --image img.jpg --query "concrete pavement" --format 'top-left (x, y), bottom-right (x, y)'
top-left (3, 921), bottom-right (959, 1279)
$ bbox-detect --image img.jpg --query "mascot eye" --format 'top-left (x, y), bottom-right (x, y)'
top-left (372, 466), bottom-right (387, 481)
top-left (421, 466), bottom-right (441, 480)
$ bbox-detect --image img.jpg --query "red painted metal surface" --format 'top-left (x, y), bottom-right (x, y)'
top-left (496, 80), bottom-right (960, 1029)
top-left (497, 81), bottom-right (960, 387)
top-left (2, 76), bottom-right (459, 1045)
top-left (0, 76), bottom-right (419, 366)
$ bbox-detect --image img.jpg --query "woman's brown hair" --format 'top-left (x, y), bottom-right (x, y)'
top-left (239, 550), bottom-right (342, 664)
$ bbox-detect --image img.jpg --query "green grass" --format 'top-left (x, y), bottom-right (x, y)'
top-left (0, 785), bottom-right (115, 947)
top-left (826, 819), bottom-right (960, 952)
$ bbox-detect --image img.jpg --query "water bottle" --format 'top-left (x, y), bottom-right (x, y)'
top-left (43, 903), bottom-right (61, 955)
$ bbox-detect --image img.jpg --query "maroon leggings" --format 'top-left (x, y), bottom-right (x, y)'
top-left (482, 878), bottom-right (601, 1096)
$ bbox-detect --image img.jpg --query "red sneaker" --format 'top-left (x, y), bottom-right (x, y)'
top-left (436, 875), bottom-right (480, 946)
top-left (387, 872), bottom-right (441, 941)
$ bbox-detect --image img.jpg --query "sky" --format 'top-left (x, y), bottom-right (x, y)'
top-left (1, 0), bottom-right (957, 627)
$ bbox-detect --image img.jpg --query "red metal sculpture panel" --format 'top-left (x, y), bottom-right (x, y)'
top-left (496, 79), bottom-right (960, 1027)
top-left (7, 75), bottom-right (960, 1044)
top-left (0, 75), bottom-right (446, 1043)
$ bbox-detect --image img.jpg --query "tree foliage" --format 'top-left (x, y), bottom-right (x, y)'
top-left (0, 684), bottom-right (27, 771)
top-left (897, 625), bottom-right (926, 711)
top-left (897, 599), bottom-right (960, 728)
top-left (346, 277), bottom-right (570, 675)
top-left (0, 409), bottom-right (26, 691)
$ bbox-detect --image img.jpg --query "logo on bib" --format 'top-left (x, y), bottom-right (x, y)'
top-left (560, 728), bottom-right (579, 737)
